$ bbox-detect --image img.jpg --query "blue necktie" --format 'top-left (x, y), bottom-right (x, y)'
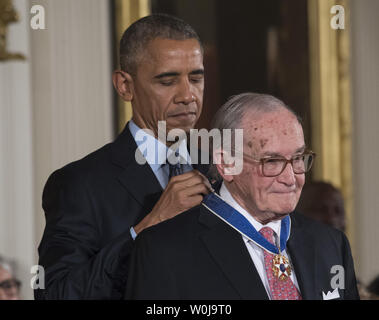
top-left (167, 150), bottom-right (184, 180)
top-left (168, 163), bottom-right (183, 180)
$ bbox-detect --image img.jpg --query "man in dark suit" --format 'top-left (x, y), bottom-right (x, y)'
top-left (126, 93), bottom-right (360, 300)
top-left (35, 14), bottom-right (211, 299)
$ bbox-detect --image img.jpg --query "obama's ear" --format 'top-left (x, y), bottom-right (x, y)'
top-left (112, 70), bottom-right (134, 102)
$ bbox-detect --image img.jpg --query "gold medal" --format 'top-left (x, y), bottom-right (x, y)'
top-left (272, 254), bottom-right (292, 281)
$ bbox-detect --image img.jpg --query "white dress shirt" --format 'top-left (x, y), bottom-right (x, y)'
top-left (219, 182), bottom-right (301, 299)
top-left (128, 120), bottom-right (193, 189)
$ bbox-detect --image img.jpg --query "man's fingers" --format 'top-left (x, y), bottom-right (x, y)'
top-left (189, 170), bottom-right (214, 192)
top-left (168, 170), bottom-right (201, 182)
top-left (152, 170), bottom-right (212, 223)
top-left (172, 194), bottom-right (204, 215)
top-left (187, 195), bottom-right (204, 206)
top-left (168, 170), bottom-right (213, 192)
top-left (200, 175), bottom-right (214, 192)
top-left (181, 182), bottom-right (210, 197)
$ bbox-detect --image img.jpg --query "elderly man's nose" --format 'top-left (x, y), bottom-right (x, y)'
top-left (278, 163), bottom-right (296, 185)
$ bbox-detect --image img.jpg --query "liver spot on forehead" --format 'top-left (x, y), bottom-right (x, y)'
top-left (247, 141), bottom-right (253, 148)
top-left (260, 139), bottom-right (268, 148)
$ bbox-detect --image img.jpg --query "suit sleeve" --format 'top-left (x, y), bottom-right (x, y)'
top-left (340, 231), bottom-right (360, 300)
top-left (35, 169), bottom-right (134, 300)
top-left (125, 229), bottom-right (178, 300)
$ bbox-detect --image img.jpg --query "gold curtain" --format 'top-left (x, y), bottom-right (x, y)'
top-left (308, 0), bottom-right (354, 248)
top-left (114, 0), bottom-right (150, 132)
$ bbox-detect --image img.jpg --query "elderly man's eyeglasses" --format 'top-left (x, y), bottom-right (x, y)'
top-left (243, 151), bottom-right (315, 177)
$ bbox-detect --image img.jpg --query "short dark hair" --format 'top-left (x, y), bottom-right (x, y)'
top-left (119, 13), bottom-right (203, 75)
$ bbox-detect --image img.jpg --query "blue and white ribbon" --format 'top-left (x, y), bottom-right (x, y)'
top-left (202, 192), bottom-right (291, 255)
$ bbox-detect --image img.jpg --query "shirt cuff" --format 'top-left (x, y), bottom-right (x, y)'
top-left (130, 226), bottom-right (137, 240)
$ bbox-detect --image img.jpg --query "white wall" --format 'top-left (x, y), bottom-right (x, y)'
top-left (30, 0), bottom-right (114, 266)
top-left (351, 0), bottom-right (379, 286)
top-left (0, 0), bottom-right (114, 299)
top-left (0, 0), bottom-right (34, 301)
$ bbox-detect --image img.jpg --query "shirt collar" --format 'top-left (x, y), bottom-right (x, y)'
top-left (219, 182), bottom-right (282, 242)
top-left (128, 120), bottom-right (191, 172)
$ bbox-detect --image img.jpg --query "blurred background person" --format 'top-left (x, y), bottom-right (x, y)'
top-left (366, 275), bottom-right (379, 300)
top-left (296, 181), bottom-right (379, 300)
top-left (0, 256), bottom-right (21, 300)
top-left (296, 181), bottom-right (346, 232)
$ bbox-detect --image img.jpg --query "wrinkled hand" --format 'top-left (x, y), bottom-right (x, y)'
top-left (134, 170), bottom-right (213, 235)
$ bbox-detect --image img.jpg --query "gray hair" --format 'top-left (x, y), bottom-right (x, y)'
top-left (119, 13), bottom-right (203, 75)
top-left (0, 256), bottom-right (13, 273)
top-left (208, 92), bottom-right (301, 180)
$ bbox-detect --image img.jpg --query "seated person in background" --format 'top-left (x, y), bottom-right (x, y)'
top-left (296, 181), bottom-right (346, 232)
top-left (297, 182), bottom-right (379, 300)
top-left (367, 275), bottom-right (379, 299)
top-left (125, 92), bottom-right (359, 300)
top-left (0, 256), bottom-right (21, 300)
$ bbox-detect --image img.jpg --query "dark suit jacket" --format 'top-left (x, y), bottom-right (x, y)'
top-left (125, 204), bottom-right (360, 300)
top-left (35, 123), bottom-right (208, 299)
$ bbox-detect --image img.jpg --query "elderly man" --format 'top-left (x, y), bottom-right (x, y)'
top-left (0, 257), bottom-right (21, 300)
top-left (126, 93), bottom-right (359, 300)
top-left (36, 14), bottom-right (210, 300)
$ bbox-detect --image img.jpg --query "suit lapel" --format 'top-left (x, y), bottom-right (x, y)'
top-left (118, 160), bottom-right (163, 213)
top-left (198, 206), bottom-right (269, 300)
top-left (287, 213), bottom-right (319, 299)
top-left (111, 124), bottom-right (163, 213)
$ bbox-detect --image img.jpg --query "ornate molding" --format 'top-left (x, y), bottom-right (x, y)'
top-left (0, 0), bottom-right (25, 61)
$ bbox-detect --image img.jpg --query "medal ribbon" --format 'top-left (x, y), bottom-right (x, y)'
top-left (202, 192), bottom-right (291, 255)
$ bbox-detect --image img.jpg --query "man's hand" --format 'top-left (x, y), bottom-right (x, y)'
top-left (134, 170), bottom-right (213, 235)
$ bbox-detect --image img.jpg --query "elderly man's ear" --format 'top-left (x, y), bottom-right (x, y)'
top-left (112, 70), bottom-right (134, 102)
top-left (214, 149), bottom-right (238, 182)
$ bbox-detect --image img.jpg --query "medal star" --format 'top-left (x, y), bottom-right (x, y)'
top-left (272, 254), bottom-right (292, 281)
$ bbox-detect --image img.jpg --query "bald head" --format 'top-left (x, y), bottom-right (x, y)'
top-left (211, 92), bottom-right (301, 139)
top-left (242, 107), bottom-right (303, 157)
top-left (209, 93), bottom-right (303, 180)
